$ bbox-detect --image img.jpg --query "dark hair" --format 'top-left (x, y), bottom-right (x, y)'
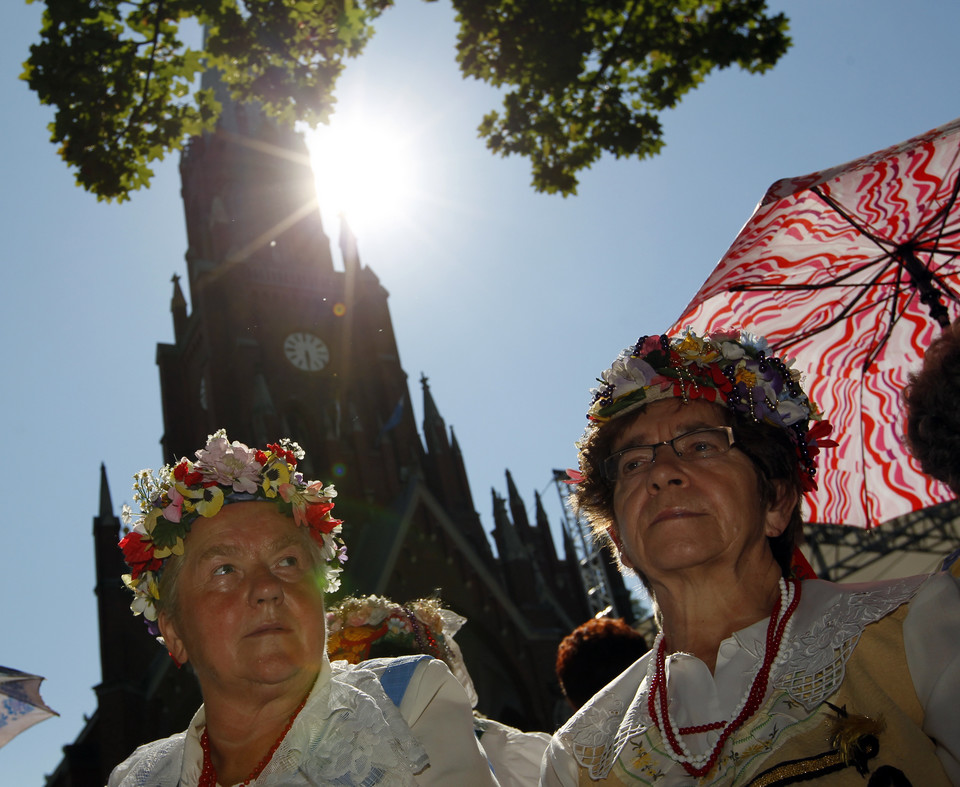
top-left (904, 322), bottom-right (960, 495)
top-left (572, 402), bottom-right (805, 578)
top-left (555, 617), bottom-right (648, 710)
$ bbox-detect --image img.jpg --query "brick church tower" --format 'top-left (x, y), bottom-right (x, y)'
top-left (45, 92), bottom-right (613, 784)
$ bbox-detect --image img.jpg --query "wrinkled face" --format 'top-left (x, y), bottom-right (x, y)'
top-left (158, 502), bottom-right (327, 694)
top-left (610, 399), bottom-right (788, 583)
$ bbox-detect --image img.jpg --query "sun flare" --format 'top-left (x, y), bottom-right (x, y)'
top-left (304, 113), bottom-right (420, 249)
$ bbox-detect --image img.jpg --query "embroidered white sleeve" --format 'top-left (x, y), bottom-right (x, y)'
top-left (556, 655), bottom-right (653, 780)
top-left (107, 734), bottom-right (186, 787)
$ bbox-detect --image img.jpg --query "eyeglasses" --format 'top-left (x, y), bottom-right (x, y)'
top-left (603, 426), bottom-right (736, 481)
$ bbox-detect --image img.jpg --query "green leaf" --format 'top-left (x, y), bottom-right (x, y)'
top-left (22, 0), bottom-right (789, 199)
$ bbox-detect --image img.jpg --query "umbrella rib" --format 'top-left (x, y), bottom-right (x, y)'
top-left (811, 186), bottom-right (898, 255)
top-left (912, 154), bottom-right (960, 243)
top-left (914, 170), bottom-right (960, 299)
top-left (731, 251), bottom-right (898, 294)
top-left (811, 184), bottom-right (957, 326)
top-left (861, 266), bottom-right (908, 372)
top-left (773, 286), bottom-right (880, 347)
top-left (768, 260), bottom-right (903, 354)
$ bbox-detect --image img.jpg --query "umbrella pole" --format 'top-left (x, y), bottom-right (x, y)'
top-left (898, 246), bottom-right (951, 328)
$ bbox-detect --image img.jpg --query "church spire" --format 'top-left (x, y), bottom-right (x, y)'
top-left (420, 373), bottom-right (449, 454)
top-left (170, 273), bottom-right (188, 342)
top-left (505, 469), bottom-right (533, 544)
top-left (98, 463), bottom-right (114, 520)
top-left (534, 490), bottom-right (560, 567)
top-left (491, 489), bottom-right (526, 561)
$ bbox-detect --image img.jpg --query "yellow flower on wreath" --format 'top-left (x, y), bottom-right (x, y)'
top-left (735, 365), bottom-right (758, 388)
top-left (178, 482), bottom-right (225, 519)
top-left (675, 333), bottom-right (721, 364)
top-left (260, 457), bottom-right (291, 498)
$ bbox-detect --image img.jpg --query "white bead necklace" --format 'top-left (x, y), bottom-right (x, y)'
top-left (644, 578), bottom-right (801, 775)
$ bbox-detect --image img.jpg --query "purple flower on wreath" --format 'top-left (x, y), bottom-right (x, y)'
top-left (776, 398), bottom-right (807, 427)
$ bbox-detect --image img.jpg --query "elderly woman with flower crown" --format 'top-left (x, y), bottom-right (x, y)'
top-left (541, 330), bottom-right (960, 786)
top-left (109, 430), bottom-right (499, 787)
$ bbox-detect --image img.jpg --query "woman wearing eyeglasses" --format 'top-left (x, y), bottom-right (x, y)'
top-left (541, 330), bottom-right (960, 786)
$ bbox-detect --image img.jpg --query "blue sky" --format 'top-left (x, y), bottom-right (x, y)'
top-left (2, 0), bottom-right (958, 782)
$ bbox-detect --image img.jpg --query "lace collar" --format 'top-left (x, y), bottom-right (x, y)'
top-left (117, 655), bottom-right (429, 786)
top-left (563, 574), bottom-right (927, 780)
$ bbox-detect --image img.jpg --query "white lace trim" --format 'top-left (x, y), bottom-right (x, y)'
top-left (111, 659), bottom-right (429, 786)
top-left (108, 734), bottom-right (185, 787)
top-left (563, 575), bottom-right (927, 780)
top-left (776, 575), bottom-right (925, 710)
top-left (258, 659), bottom-right (429, 784)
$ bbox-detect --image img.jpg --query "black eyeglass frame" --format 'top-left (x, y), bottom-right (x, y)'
top-left (602, 426), bottom-right (737, 481)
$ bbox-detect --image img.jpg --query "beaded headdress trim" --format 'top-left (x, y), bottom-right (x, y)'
top-left (587, 329), bottom-right (835, 490)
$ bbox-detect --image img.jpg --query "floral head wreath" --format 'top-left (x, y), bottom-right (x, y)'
top-left (326, 595), bottom-right (455, 665)
top-left (586, 329), bottom-right (836, 491)
top-left (119, 429), bottom-right (347, 633)
top-left (326, 594), bottom-right (478, 706)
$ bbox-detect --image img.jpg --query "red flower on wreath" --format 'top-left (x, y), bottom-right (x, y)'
top-left (119, 531), bottom-right (162, 579)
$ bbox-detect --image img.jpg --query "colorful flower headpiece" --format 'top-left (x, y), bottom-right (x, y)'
top-left (326, 594), bottom-right (477, 706)
top-left (587, 329), bottom-right (835, 491)
top-left (119, 429), bottom-right (347, 631)
top-left (326, 595), bottom-right (456, 665)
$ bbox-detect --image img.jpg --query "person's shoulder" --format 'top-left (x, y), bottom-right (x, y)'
top-left (331, 654), bottom-right (444, 709)
top-left (541, 658), bottom-right (651, 787)
top-left (800, 574), bottom-right (927, 612)
top-left (793, 572), bottom-right (956, 643)
top-left (351, 653), bottom-right (435, 676)
top-left (107, 732), bottom-right (187, 787)
top-left (906, 563), bottom-right (960, 613)
top-left (557, 649), bottom-right (651, 736)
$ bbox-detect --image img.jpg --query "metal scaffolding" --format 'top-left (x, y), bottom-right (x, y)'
top-left (804, 498), bottom-right (960, 581)
top-left (552, 469), bottom-right (620, 618)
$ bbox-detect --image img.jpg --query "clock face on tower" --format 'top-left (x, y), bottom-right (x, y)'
top-left (284, 332), bottom-right (330, 371)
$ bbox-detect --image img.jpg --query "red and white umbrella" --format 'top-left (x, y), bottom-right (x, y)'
top-left (674, 117), bottom-right (960, 528)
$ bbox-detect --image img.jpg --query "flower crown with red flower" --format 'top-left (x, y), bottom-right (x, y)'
top-left (119, 429), bottom-right (347, 630)
top-left (587, 329), bottom-right (836, 491)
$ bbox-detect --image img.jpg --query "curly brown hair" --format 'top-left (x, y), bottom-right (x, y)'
top-left (904, 322), bottom-right (960, 495)
top-left (572, 403), bottom-right (805, 578)
top-left (555, 617), bottom-right (648, 709)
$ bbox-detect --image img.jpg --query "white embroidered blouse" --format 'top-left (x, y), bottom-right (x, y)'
top-left (109, 654), bottom-right (500, 786)
top-left (541, 572), bottom-right (960, 786)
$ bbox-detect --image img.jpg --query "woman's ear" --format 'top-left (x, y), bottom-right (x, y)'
top-left (764, 480), bottom-right (797, 538)
top-left (158, 612), bottom-right (189, 667)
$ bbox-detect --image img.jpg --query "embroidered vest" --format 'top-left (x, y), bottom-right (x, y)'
top-left (588, 606), bottom-right (950, 786)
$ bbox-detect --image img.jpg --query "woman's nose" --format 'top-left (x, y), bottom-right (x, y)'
top-left (249, 565), bottom-right (284, 605)
top-left (645, 449), bottom-right (688, 492)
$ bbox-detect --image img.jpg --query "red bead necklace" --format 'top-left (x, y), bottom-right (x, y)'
top-left (647, 579), bottom-right (801, 779)
top-left (198, 695), bottom-right (308, 787)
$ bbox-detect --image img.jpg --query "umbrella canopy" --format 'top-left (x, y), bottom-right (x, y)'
top-left (0, 666), bottom-right (58, 748)
top-left (674, 116), bottom-right (960, 528)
